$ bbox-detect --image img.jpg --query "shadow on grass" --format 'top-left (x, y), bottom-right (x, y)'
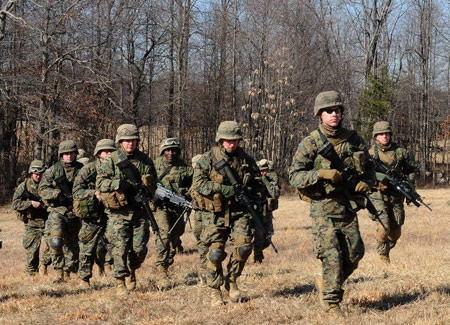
top-left (346, 276), bottom-right (374, 284)
top-left (272, 283), bottom-right (315, 298)
top-left (362, 292), bottom-right (422, 311)
top-left (38, 283), bottom-right (112, 298)
top-left (0, 293), bottom-right (21, 303)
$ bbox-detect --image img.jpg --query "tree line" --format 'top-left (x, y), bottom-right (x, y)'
top-left (1, 0), bottom-right (449, 201)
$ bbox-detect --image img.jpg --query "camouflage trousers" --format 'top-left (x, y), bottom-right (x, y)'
top-left (47, 211), bottom-right (81, 272)
top-left (78, 218), bottom-right (112, 281)
top-left (193, 210), bottom-right (208, 270)
top-left (370, 192), bottom-right (404, 256)
top-left (106, 212), bottom-right (149, 279)
top-left (201, 210), bottom-right (253, 289)
top-left (253, 209), bottom-right (274, 262)
top-left (154, 207), bottom-right (185, 267)
top-left (22, 225), bottom-right (51, 275)
top-left (311, 213), bottom-right (364, 305)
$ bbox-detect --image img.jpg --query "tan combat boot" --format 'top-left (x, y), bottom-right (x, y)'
top-left (116, 278), bottom-right (129, 296)
top-left (209, 287), bottom-right (224, 306)
top-left (156, 265), bottom-right (171, 290)
top-left (38, 264), bottom-right (48, 276)
top-left (224, 277), bottom-right (241, 302)
top-left (53, 269), bottom-right (64, 283)
top-left (64, 271), bottom-right (71, 279)
top-left (125, 269), bottom-right (136, 291)
top-left (327, 303), bottom-right (344, 317)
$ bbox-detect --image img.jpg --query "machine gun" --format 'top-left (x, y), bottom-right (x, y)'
top-left (372, 159), bottom-right (432, 211)
top-left (214, 159), bottom-right (278, 253)
top-left (154, 183), bottom-right (198, 235)
top-left (317, 141), bottom-right (384, 227)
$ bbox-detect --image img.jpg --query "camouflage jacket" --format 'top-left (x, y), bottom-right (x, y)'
top-left (193, 145), bottom-right (262, 211)
top-left (73, 159), bottom-right (104, 219)
top-left (154, 156), bottom-right (193, 197)
top-left (256, 172), bottom-right (281, 215)
top-left (96, 147), bottom-right (157, 219)
top-left (369, 142), bottom-right (416, 196)
top-left (38, 160), bottom-right (83, 216)
top-left (12, 177), bottom-right (48, 227)
top-left (289, 128), bottom-right (375, 218)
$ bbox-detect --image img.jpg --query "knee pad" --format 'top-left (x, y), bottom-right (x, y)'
top-left (49, 232), bottom-right (63, 254)
top-left (235, 244), bottom-right (253, 262)
top-left (208, 249), bottom-right (227, 266)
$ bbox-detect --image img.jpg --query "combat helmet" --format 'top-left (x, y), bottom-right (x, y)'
top-left (28, 160), bottom-right (45, 174)
top-left (159, 138), bottom-right (181, 155)
top-left (215, 121), bottom-right (243, 142)
top-left (58, 140), bottom-right (78, 156)
top-left (372, 121), bottom-right (392, 137)
top-left (257, 159), bottom-right (270, 171)
top-left (94, 139), bottom-right (116, 156)
top-left (314, 91), bottom-right (344, 116)
top-left (115, 124), bottom-right (139, 143)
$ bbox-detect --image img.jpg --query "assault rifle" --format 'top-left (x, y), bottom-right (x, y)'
top-left (317, 142), bottom-right (384, 225)
top-left (372, 159), bottom-right (432, 211)
top-left (154, 183), bottom-right (198, 235)
top-left (214, 159), bottom-right (278, 253)
top-left (54, 174), bottom-right (74, 209)
top-left (20, 190), bottom-right (47, 209)
top-left (116, 159), bottom-right (163, 243)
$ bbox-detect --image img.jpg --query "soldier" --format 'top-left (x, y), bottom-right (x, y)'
top-left (189, 154), bottom-right (208, 285)
top-left (16, 170), bottom-right (28, 188)
top-left (153, 138), bottom-right (193, 288)
top-left (73, 139), bottom-right (116, 288)
top-left (38, 140), bottom-right (84, 282)
top-left (96, 124), bottom-right (157, 295)
top-left (12, 160), bottom-right (51, 276)
top-left (253, 159), bottom-right (280, 263)
top-left (289, 91), bottom-right (375, 315)
top-left (77, 149), bottom-right (90, 166)
top-left (193, 121), bottom-right (262, 306)
top-left (369, 121), bottom-right (416, 264)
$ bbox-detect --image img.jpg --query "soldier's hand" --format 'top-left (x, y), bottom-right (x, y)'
top-left (220, 184), bottom-right (235, 199)
top-left (31, 200), bottom-right (42, 209)
top-left (95, 191), bottom-right (102, 202)
top-left (379, 182), bottom-right (388, 192)
top-left (318, 169), bottom-right (342, 183)
top-left (355, 181), bottom-right (370, 193)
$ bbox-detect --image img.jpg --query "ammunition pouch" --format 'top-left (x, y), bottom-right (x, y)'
top-left (73, 198), bottom-right (100, 219)
top-left (15, 210), bottom-right (28, 223)
top-left (203, 193), bottom-right (224, 212)
top-left (141, 174), bottom-right (155, 198)
top-left (353, 151), bottom-right (366, 175)
top-left (190, 190), bottom-right (206, 210)
top-left (100, 190), bottom-right (128, 210)
top-left (297, 183), bottom-right (325, 202)
top-left (267, 198), bottom-right (278, 211)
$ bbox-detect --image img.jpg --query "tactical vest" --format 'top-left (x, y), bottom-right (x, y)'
top-left (73, 161), bottom-right (101, 219)
top-left (16, 178), bottom-right (47, 227)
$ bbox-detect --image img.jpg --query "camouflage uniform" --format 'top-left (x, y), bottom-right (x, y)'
top-left (96, 124), bottom-right (157, 293)
top-left (190, 154), bottom-right (208, 272)
top-left (369, 121), bottom-right (416, 262)
top-left (193, 121), bottom-right (262, 305)
top-left (73, 140), bottom-right (115, 283)
top-left (289, 91), bottom-right (374, 309)
top-left (38, 141), bottom-right (83, 278)
top-left (153, 138), bottom-right (193, 271)
top-left (12, 160), bottom-right (51, 275)
top-left (253, 159), bottom-right (280, 262)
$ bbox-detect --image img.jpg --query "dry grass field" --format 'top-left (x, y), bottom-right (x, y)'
top-left (0, 189), bottom-right (449, 324)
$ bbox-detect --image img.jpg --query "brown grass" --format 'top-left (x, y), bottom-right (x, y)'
top-left (0, 189), bottom-right (449, 324)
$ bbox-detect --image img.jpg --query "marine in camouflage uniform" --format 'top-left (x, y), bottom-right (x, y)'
top-left (368, 121), bottom-right (416, 264)
top-left (190, 154), bottom-right (208, 285)
top-left (152, 138), bottom-right (193, 288)
top-left (253, 159), bottom-right (280, 263)
top-left (38, 140), bottom-right (84, 282)
top-left (289, 91), bottom-right (375, 315)
top-left (96, 124), bottom-right (157, 295)
top-left (73, 139), bottom-right (116, 288)
top-left (193, 121), bottom-right (262, 306)
top-left (12, 160), bottom-right (51, 276)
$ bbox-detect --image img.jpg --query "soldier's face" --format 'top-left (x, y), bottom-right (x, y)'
top-left (376, 132), bottom-right (391, 145)
top-left (99, 150), bottom-right (113, 162)
top-left (62, 151), bottom-right (76, 163)
top-left (320, 106), bottom-right (341, 127)
top-left (221, 139), bottom-right (239, 153)
top-left (163, 148), bottom-right (179, 163)
top-left (261, 170), bottom-right (268, 177)
top-left (31, 173), bottom-right (42, 183)
top-left (121, 139), bottom-right (137, 153)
